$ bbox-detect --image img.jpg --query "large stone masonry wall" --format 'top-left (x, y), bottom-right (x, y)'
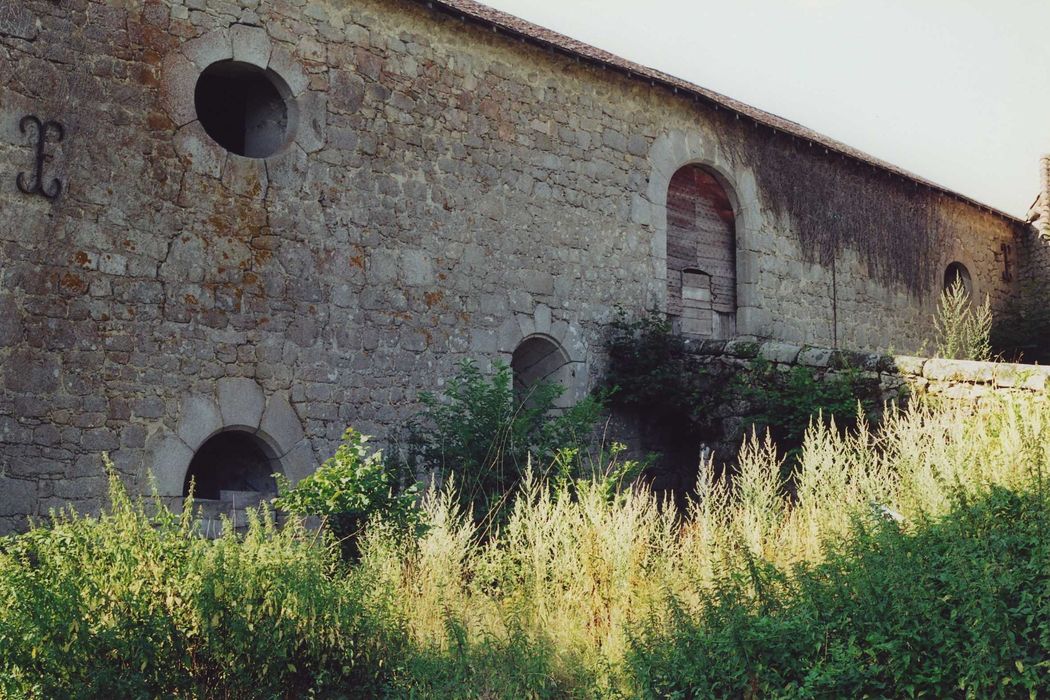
top-left (0, 0), bottom-right (1026, 529)
top-left (1007, 155), bottom-right (1050, 361)
top-left (1017, 226), bottom-right (1050, 356)
top-left (1022, 226), bottom-right (1050, 286)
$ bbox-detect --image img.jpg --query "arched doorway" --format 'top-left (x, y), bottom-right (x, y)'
top-left (666, 164), bottom-right (737, 339)
top-left (183, 429), bottom-right (280, 503)
top-left (511, 335), bottom-right (574, 408)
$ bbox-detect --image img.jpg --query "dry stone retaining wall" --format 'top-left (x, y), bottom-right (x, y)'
top-left (686, 337), bottom-right (1050, 404)
top-left (679, 338), bottom-right (1050, 459)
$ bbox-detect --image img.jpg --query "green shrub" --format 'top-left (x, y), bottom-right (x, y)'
top-left (273, 428), bottom-right (422, 560)
top-left (603, 311), bottom-right (881, 488)
top-left (629, 486), bottom-right (1050, 698)
top-left (602, 309), bottom-right (724, 432)
top-left (601, 310), bottom-right (728, 501)
top-left (401, 358), bottom-right (606, 525)
top-left (0, 466), bottom-right (394, 699)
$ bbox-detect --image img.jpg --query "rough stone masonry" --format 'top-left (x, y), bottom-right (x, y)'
top-left (0, 0), bottom-right (1046, 530)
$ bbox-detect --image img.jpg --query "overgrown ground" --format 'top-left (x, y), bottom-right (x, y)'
top-left (2, 394), bottom-right (1050, 698)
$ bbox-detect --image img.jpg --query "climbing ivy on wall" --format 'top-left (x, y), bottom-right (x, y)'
top-left (603, 311), bottom-right (883, 492)
top-left (725, 125), bottom-right (943, 295)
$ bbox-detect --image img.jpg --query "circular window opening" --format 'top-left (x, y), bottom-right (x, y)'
top-left (183, 429), bottom-right (279, 500)
top-left (943, 262), bottom-right (973, 297)
top-left (194, 60), bottom-right (291, 158)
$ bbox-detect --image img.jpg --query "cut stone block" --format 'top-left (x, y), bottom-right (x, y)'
top-left (176, 394), bottom-right (223, 451)
top-left (217, 377), bottom-right (265, 430)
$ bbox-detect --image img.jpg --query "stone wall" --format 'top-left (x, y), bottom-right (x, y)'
top-left (1014, 226), bottom-right (1050, 361)
top-left (686, 338), bottom-right (1050, 402)
top-left (618, 338), bottom-right (1050, 493)
top-left (0, 0), bottom-right (1030, 529)
top-left (1004, 156), bottom-right (1050, 362)
top-left (1022, 226), bottom-right (1050, 289)
top-left (709, 338), bottom-right (1050, 459)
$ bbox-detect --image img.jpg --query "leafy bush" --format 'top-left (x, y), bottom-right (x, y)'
top-left (603, 310), bottom-right (880, 487)
top-left (630, 486), bottom-right (1050, 698)
top-left (0, 466), bottom-right (394, 699)
top-left (935, 279), bottom-right (993, 361)
top-left (734, 358), bottom-right (881, 471)
top-left (273, 428), bottom-right (422, 560)
top-left (401, 358), bottom-right (607, 525)
top-left (602, 309), bottom-right (725, 431)
top-left (601, 310), bottom-right (729, 500)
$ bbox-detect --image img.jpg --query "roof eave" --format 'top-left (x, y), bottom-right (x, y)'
top-left (419, 0), bottom-right (1025, 225)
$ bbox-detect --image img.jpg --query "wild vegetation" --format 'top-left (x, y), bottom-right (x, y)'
top-left (603, 310), bottom-right (881, 490)
top-left (393, 358), bottom-right (614, 526)
top-left (933, 278), bottom-right (993, 361)
top-left (2, 387), bottom-right (1049, 698)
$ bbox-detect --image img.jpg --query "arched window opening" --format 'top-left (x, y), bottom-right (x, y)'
top-left (182, 430), bottom-right (279, 501)
top-left (666, 165), bottom-right (737, 339)
top-left (943, 262), bottom-right (973, 297)
top-left (511, 336), bottom-right (574, 407)
top-left (195, 60), bottom-right (291, 158)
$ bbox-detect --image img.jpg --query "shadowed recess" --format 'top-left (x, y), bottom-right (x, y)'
top-left (183, 430), bottom-right (279, 500)
top-left (512, 336), bottom-right (572, 402)
top-left (194, 60), bottom-right (289, 158)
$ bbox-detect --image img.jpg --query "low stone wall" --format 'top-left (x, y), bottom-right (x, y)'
top-left (686, 338), bottom-right (1050, 402)
top-left (615, 338), bottom-right (1050, 493)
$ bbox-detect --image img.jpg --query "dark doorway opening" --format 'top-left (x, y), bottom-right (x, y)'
top-left (183, 430), bottom-right (278, 500)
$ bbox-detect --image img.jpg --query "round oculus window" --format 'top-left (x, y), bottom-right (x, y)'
top-left (194, 60), bottom-right (291, 158)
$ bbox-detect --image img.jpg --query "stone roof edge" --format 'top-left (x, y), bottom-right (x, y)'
top-left (417, 0), bottom-right (1025, 225)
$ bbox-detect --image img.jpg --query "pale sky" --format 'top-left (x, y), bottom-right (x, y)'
top-left (479, 0), bottom-right (1050, 218)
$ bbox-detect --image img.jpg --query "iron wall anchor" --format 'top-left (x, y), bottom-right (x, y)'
top-left (16, 115), bottom-right (64, 200)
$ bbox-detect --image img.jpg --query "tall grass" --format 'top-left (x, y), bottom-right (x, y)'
top-left (361, 393), bottom-right (1050, 695)
top-left (1, 393), bottom-right (1048, 697)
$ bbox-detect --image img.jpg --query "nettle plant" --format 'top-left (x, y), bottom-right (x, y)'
top-left (397, 359), bottom-right (612, 526)
top-left (273, 428), bottom-right (422, 559)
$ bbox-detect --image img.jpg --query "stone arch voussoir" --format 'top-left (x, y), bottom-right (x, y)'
top-left (148, 379), bottom-right (313, 500)
top-left (498, 304), bottom-right (589, 406)
top-left (161, 25), bottom-right (323, 182)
